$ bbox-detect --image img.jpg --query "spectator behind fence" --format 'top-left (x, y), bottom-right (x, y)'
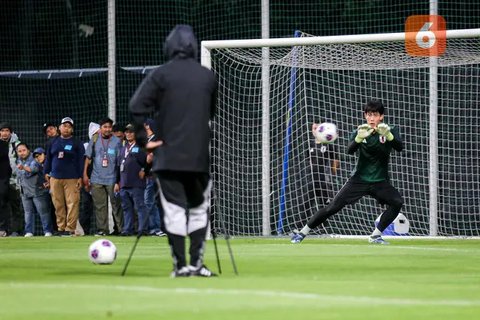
top-left (144, 119), bottom-right (164, 237)
top-left (112, 123), bottom-right (126, 146)
top-left (44, 117), bottom-right (85, 236)
top-left (114, 124), bottom-right (149, 236)
top-left (15, 144), bottom-right (53, 237)
top-left (0, 122), bottom-right (24, 236)
top-left (0, 137), bottom-right (12, 237)
top-left (43, 121), bottom-right (60, 233)
top-left (79, 122), bottom-right (99, 235)
top-left (83, 117), bottom-right (123, 236)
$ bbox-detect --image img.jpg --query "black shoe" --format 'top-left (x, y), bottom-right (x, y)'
top-left (94, 231), bottom-right (106, 237)
top-left (109, 231), bottom-right (120, 236)
top-left (119, 232), bottom-right (133, 237)
top-left (188, 265), bottom-right (218, 277)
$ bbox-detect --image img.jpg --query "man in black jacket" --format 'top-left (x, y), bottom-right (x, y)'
top-left (129, 24), bottom-right (217, 277)
top-left (0, 138), bottom-right (12, 236)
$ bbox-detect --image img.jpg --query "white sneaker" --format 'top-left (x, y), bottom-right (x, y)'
top-left (171, 266), bottom-right (191, 278)
top-left (188, 265), bottom-right (218, 277)
top-left (368, 235), bottom-right (389, 245)
top-left (44, 232), bottom-right (53, 237)
top-left (24, 232), bottom-right (34, 237)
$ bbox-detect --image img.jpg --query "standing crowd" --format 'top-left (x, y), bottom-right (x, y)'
top-left (2, 24), bottom-right (220, 277)
top-left (0, 118), bottom-right (165, 238)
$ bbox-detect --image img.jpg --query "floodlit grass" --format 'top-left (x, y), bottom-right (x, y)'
top-left (1, 236), bottom-right (479, 319)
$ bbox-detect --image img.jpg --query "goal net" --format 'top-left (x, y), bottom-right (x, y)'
top-left (205, 29), bottom-right (480, 237)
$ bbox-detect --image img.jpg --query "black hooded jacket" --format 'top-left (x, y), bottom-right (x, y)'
top-left (129, 25), bottom-right (217, 173)
top-left (0, 140), bottom-right (12, 180)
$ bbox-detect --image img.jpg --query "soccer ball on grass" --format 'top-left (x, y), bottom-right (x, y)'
top-left (88, 239), bottom-right (117, 265)
top-left (314, 122), bottom-right (338, 144)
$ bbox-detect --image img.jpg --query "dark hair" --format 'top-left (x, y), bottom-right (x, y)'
top-left (15, 142), bottom-right (29, 151)
top-left (43, 122), bottom-right (56, 134)
top-left (99, 117), bottom-right (114, 126)
top-left (0, 122), bottom-right (13, 132)
top-left (112, 123), bottom-right (124, 132)
top-left (364, 100), bottom-right (385, 115)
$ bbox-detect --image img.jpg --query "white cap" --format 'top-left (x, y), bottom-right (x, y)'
top-left (61, 117), bottom-right (74, 126)
top-left (88, 122), bottom-right (100, 140)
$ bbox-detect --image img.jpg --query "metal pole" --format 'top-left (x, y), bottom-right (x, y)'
top-left (261, 0), bottom-right (271, 235)
top-left (428, 0), bottom-right (439, 236)
top-left (107, 0), bottom-right (116, 122)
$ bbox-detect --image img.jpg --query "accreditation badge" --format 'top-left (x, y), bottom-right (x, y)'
top-left (102, 154), bottom-right (109, 168)
top-left (58, 151), bottom-right (64, 159)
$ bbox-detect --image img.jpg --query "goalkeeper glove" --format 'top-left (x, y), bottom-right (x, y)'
top-left (376, 123), bottom-right (394, 141)
top-left (355, 124), bottom-right (374, 143)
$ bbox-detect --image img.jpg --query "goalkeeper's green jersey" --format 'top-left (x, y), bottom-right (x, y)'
top-left (347, 126), bottom-right (403, 183)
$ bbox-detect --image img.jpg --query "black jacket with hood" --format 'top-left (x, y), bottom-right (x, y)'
top-left (129, 24), bottom-right (217, 173)
top-left (0, 140), bottom-right (12, 180)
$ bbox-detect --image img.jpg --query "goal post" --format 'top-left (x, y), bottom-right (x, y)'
top-left (201, 28), bottom-right (480, 237)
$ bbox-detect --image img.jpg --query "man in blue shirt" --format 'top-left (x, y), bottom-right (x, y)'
top-left (44, 117), bottom-right (85, 236)
top-left (83, 117), bottom-right (123, 236)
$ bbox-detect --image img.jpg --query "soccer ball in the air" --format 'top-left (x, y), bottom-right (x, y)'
top-left (88, 239), bottom-right (117, 265)
top-left (314, 122), bottom-right (338, 144)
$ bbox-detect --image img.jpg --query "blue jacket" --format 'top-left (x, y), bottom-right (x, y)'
top-left (16, 155), bottom-right (48, 197)
top-left (116, 142), bottom-right (147, 189)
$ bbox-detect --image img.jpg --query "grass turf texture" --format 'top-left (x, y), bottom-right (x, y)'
top-left (1, 237), bottom-right (479, 320)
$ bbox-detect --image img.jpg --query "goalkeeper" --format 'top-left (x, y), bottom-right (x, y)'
top-left (291, 100), bottom-right (404, 244)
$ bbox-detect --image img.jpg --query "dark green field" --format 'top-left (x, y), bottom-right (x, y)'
top-left (1, 237), bottom-right (479, 319)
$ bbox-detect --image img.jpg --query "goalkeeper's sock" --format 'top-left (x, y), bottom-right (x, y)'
top-left (371, 228), bottom-right (382, 237)
top-left (300, 225), bottom-right (311, 235)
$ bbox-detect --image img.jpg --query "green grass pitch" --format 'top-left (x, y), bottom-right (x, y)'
top-left (1, 236), bottom-right (479, 320)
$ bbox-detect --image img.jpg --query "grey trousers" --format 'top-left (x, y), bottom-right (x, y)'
top-left (91, 183), bottom-right (123, 234)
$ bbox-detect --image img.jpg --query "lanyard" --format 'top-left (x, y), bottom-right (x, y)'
top-left (124, 142), bottom-right (135, 159)
top-left (100, 135), bottom-right (111, 154)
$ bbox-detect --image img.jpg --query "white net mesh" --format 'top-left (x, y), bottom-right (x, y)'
top-left (209, 32), bottom-right (480, 236)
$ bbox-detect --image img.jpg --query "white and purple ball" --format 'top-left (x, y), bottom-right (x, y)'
top-left (314, 122), bottom-right (338, 144)
top-left (88, 239), bottom-right (117, 265)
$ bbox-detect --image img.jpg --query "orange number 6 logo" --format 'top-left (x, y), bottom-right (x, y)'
top-left (405, 15), bottom-right (446, 57)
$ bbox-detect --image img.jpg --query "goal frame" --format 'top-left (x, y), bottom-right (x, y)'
top-left (201, 28), bottom-right (480, 236)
